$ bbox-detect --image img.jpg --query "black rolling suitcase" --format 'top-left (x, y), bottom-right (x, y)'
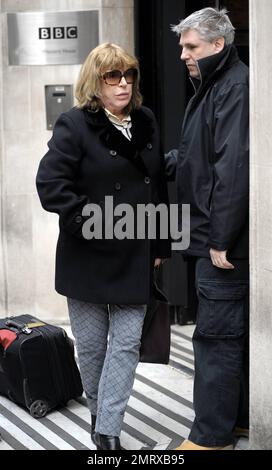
top-left (0, 314), bottom-right (83, 418)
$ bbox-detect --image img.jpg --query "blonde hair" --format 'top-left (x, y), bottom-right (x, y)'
top-left (75, 43), bottom-right (143, 113)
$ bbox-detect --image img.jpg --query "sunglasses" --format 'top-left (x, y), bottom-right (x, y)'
top-left (102, 68), bottom-right (138, 86)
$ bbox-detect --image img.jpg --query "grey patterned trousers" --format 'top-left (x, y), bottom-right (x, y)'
top-left (67, 298), bottom-right (146, 436)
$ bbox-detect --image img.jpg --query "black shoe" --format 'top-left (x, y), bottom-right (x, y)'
top-left (94, 432), bottom-right (121, 450)
top-left (91, 414), bottom-right (96, 445)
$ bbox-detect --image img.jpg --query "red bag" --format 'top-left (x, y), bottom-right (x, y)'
top-left (0, 329), bottom-right (17, 350)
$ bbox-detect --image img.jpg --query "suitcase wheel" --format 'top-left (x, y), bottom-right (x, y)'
top-left (29, 400), bottom-right (49, 418)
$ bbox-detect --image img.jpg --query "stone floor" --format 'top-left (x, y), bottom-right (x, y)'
top-left (0, 324), bottom-right (248, 450)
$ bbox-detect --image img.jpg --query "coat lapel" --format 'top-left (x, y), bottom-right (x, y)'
top-left (83, 107), bottom-right (155, 176)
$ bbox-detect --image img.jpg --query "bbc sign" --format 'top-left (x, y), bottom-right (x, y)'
top-left (39, 26), bottom-right (78, 39)
top-left (7, 10), bottom-right (99, 65)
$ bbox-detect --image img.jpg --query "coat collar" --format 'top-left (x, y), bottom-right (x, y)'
top-left (189, 45), bottom-right (240, 105)
top-left (197, 44), bottom-right (239, 85)
top-left (83, 107), bottom-right (155, 175)
top-left (83, 107), bottom-right (154, 147)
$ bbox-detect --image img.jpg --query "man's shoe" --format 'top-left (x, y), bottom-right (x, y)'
top-left (234, 427), bottom-right (249, 438)
top-left (175, 439), bottom-right (234, 450)
top-left (94, 432), bottom-right (121, 450)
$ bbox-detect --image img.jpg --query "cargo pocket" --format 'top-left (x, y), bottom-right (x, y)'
top-left (196, 280), bottom-right (248, 339)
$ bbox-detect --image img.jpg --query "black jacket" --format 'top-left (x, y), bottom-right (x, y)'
top-left (168, 45), bottom-right (249, 259)
top-left (36, 106), bottom-right (171, 304)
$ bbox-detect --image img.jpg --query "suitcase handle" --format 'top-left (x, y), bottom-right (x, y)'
top-left (5, 320), bottom-right (32, 335)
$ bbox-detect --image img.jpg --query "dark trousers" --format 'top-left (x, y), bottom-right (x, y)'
top-left (188, 257), bottom-right (249, 447)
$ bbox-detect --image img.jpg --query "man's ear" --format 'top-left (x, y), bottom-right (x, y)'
top-left (214, 37), bottom-right (225, 53)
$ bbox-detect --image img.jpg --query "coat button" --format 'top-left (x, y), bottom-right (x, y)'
top-left (144, 176), bottom-right (151, 184)
top-left (146, 143), bottom-right (153, 150)
top-left (115, 182), bottom-right (121, 190)
top-left (75, 215), bottom-right (82, 223)
top-left (110, 150), bottom-right (117, 157)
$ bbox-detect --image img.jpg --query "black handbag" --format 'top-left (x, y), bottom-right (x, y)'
top-left (140, 281), bottom-right (170, 364)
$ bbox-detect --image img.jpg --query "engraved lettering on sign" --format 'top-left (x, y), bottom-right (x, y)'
top-left (39, 26), bottom-right (78, 39)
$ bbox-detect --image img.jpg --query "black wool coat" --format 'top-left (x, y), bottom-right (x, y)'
top-left (36, 106), bottom-right (171, 304)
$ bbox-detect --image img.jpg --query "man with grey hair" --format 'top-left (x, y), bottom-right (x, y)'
top-left (166, 8), bottom-right (249, 450)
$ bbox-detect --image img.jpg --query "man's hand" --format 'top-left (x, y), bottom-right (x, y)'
top-left (209, 248), bottom-right (234, 269)
top-left (154, 258), bottom-right (162, 268)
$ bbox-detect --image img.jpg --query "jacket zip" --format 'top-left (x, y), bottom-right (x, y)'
top-left (182, 61), bottom-right (203, 133)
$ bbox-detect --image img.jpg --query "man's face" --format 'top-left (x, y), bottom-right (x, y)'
top-left (179, 29), bottom-right (223, 79)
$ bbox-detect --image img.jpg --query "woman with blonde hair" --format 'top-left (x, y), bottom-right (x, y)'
top-left (36, 43), bottom-right (170, 450)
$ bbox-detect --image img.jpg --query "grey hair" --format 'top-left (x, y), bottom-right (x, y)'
top-left (172, 7), bottom-right (235, 45)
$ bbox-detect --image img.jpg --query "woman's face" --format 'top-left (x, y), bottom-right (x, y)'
top-left (100, 68), bottom-right (135, 117)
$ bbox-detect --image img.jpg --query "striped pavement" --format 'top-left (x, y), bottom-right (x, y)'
top-left (0, 324), bottom-right (248, 450)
